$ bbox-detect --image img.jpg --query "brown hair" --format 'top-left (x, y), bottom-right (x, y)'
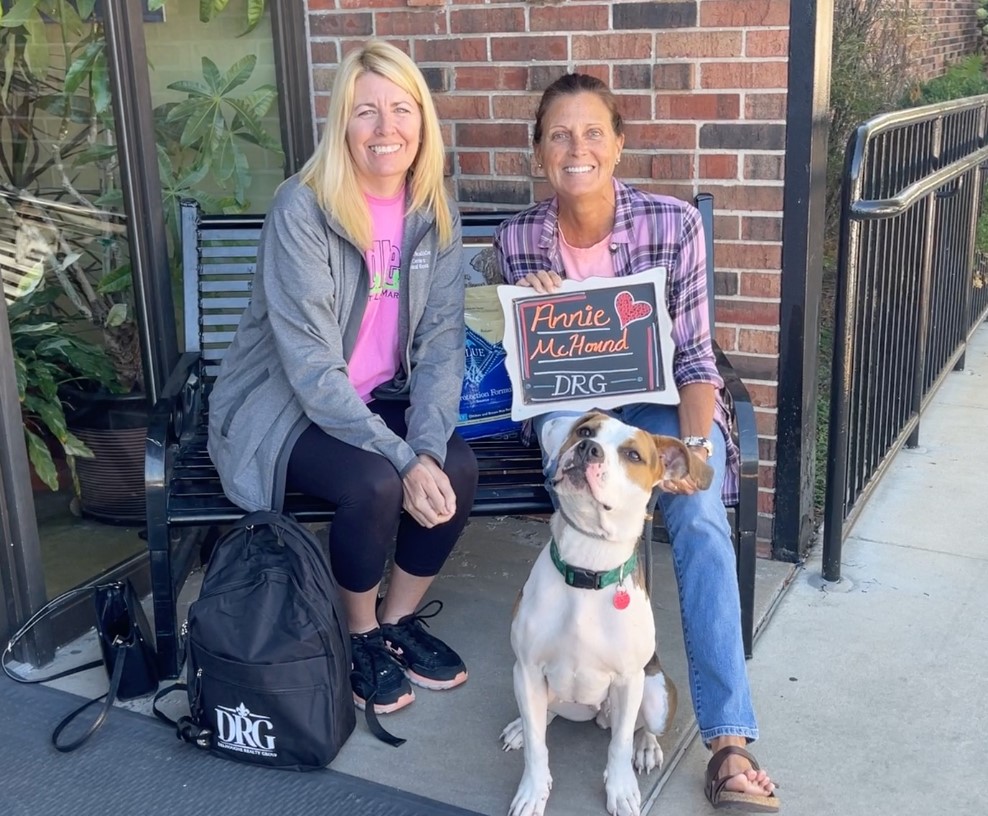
top-left (532, 73), bottom-right (624, 145)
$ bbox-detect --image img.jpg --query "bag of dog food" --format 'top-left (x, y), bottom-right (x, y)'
top-left (458, 285), bottom-right (519, 441)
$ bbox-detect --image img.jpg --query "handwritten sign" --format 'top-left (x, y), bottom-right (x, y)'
top-left (497, 268), bottom-right (678, 421)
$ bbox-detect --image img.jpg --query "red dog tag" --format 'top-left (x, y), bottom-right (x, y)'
top-left (613, 588), bottom-right (630, 610)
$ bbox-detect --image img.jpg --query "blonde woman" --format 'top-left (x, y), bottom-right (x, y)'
top-left (208, 41), bottom-right (476, 719)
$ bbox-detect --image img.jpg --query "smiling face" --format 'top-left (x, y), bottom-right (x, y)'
top-left (346, 71), bottom-right (423, 197)
top-left (534, 91), bottom-right (625, 205)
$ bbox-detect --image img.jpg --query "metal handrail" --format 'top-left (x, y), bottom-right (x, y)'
top-left (823, 94), bottom-right (988, 581)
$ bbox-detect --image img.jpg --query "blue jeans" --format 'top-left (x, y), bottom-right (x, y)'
top-left (533, 404), bottom-right (758, 745)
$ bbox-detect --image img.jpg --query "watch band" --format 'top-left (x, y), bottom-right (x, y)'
top-left (682, 435), bottom-right (714, 457)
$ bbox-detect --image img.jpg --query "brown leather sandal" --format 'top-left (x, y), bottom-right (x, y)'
top-left (704, 745), bottom-right (780, 812)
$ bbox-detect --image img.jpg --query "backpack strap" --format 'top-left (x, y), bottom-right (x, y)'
top-left (358, 681), bottom-right (406, 747)
top-left (153, 683), bottom-right (214, 750)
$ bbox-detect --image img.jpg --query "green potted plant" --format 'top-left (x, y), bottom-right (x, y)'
top-left (7, 280), bottom-right (117, 493)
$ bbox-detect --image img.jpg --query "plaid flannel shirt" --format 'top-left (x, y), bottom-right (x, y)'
top-left (493, 179), bottom-right (739, 505)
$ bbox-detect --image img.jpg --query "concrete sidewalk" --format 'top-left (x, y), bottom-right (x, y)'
top-left (657, 322), bottom-right (988, 816)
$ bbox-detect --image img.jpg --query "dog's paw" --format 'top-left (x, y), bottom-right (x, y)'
top-left (632, 730), bottom-right (664, 775)
top-left (603, 763), bottom-right (641, 816)
top-left (500, 717), bottom-right (524, 751)
top-left (509, 769), bottom-right (552, 816)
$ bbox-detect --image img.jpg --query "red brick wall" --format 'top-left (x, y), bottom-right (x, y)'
top-left (306, 0), bottom-right (788, 555)
top-left (912, 0), bottom-right (981, 81)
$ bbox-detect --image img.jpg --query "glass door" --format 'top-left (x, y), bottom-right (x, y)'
top-left (0, 1), bottom-right (309, 642)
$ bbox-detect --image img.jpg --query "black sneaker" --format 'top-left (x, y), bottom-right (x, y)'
top-left (380, 600), bottom-right (468, 690)
top-left (350, 628), bottom-right (415, 714)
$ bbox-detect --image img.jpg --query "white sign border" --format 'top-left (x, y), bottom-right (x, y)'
top-left (497, 267), bottom-right (679, 421)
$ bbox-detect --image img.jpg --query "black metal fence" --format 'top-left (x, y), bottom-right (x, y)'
top-left (824, 96), bottom-right (988, 581)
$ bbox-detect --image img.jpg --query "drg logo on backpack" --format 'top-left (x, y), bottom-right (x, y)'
top-left (215, 703), bottom-right (277, 758)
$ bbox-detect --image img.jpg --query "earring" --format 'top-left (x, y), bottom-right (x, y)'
top-left (536, 162), bottom-right (543, 169)
top-left (616, 157), bottom-right (621, 166)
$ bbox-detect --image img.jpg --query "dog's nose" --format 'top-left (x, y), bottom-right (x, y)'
top-left (576, 439), bottom-right (603, 463)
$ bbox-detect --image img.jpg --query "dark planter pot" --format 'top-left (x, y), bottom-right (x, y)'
top-left (61, 386), bottom-right (148, 526)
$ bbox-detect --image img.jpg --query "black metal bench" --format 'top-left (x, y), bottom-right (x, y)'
top-left (145, 195), bottom-right (759, 679)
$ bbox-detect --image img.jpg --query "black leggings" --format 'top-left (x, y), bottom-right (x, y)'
top-left (285, 401), bottom-right (479, 593)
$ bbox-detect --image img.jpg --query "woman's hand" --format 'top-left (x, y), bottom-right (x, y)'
top-left (662, 446), bottom-right (709, 497)
top-left (401, 454), bottom-right (457, 528)
top-left (517, 270), bottom-right (563, 294)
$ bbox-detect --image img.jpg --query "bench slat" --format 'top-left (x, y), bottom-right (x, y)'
top-left (197, 266), bottom-right (258, 278)
top-left (200, 245), bottom-right (262, 259)
top-left (200, 310), bottom-right (247, 326)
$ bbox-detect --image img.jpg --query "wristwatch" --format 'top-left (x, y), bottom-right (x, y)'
top-left (682, 435), bottom-right (714, 458)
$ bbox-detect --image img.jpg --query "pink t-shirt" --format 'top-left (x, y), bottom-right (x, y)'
top-left (558, 228), bottom-right (617, 281)
top-left (348, 190), bottom-right (404, 402)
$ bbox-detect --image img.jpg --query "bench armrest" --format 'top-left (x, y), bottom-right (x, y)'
top-left (146, 351), bottom-right (202, 497)
top-left (713, 340), bottom-right (758, 658)
top-left (713, 343), bottom-right (758, 490)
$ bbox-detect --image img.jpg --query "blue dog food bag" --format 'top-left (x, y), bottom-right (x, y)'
top-left (458, 285), bottom-right (519, 441)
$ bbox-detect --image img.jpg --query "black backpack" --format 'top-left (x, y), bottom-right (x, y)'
top-left (156, 511), bottom-right (362, 769)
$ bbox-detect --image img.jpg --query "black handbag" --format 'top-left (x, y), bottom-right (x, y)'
top-left (2, 579), bottom-right (159, 752)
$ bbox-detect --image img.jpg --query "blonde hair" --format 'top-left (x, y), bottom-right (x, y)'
top-left (299, 40), bottom-right (453, 251)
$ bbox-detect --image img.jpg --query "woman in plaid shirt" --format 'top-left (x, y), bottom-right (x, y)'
top-left (494, 73), bottom-right (778, 813)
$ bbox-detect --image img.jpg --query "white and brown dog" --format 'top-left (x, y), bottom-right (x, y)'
top-left (502, 411), bottom-right (714, 816)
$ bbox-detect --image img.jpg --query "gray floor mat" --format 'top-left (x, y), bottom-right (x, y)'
top-left (0, 678), bottom-right (483, 816)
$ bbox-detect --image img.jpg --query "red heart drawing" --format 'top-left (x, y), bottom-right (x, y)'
top-left (614, 291), bottom-right (654, 330)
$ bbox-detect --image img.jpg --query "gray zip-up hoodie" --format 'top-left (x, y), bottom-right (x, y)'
top-left (207, 176), bottom-right (465, 511)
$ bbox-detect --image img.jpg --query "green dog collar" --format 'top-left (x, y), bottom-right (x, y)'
top-left (549, 539), bottom-right (637, 590)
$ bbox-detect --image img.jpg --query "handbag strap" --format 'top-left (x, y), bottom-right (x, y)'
top-left (1, 585), bottom-right (104, 685)
top-left (50, 638), bottom-right (127, 753)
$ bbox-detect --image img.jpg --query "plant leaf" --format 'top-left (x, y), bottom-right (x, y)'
top-left (201, 56), bottom-right (221, 93)
top-left (71, 143), bottom-right (119, 164)
top-left (105, 302), bottom-right (128, 328)
top-left (97, 263), bottom-right (133, 295)
top-left (169, 99), bottom-right (215, 147)
top-left (13, 261), bottom-right (45, 299)
top-left (94, 189), bottom-right (125, 209)
top-left (0, 0), bottom-right (41, 28)
top-left (76, 0), bottom-right (98, 21)
top-left (199, 0), bottom-right (215, 23)
top-left (210, 132), bottom-right (236, 182)
top-left (26, 393), bottom-right (68, 443)
top-left (61, 431), bottom-right (94, 458)
top-left (219, 54), bottom-right (256, 94)
top-left (9, 320), bottom-right (57, 335)
top-left (64, 40), bottom-right (103, 96)
top-left (243, 0), bottom-right (265, 35)
top-left (25, 429), bottom-right (59, 491)
top-left (90, 52), bottom-right (111, 115)
top-left (2, 36), bottom-right (17, 102)
top-left (165, 79), bottom-right (210, 98)
top-left (230, 85), bottom-right (277, 119)
top-left (23, 11), bottom-right (49, 80)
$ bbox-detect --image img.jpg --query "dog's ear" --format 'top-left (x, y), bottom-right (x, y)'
top-left (538, 415), bottom-right (581, 462)
top-left (652, 436), bottom-right (714, 490)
